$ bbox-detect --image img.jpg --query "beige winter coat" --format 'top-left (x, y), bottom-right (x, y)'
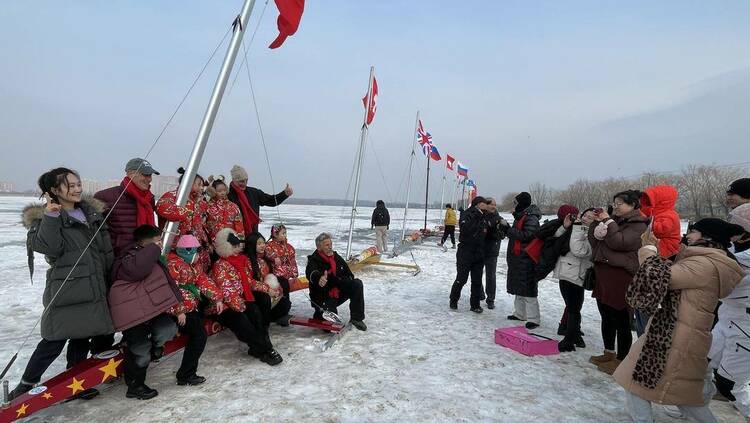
top-left (614, 245), bottom-right (744, 405)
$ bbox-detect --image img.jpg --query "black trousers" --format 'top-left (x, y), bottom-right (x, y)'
top-left (596, 299), bottom-right (632, 360)
top-left (176, 311), bottom-right (208, 381)
top-left (313, 278), bottom-right (366, 322)
top-left (441, 225), bottom-right (456, 246)
top-left (559, 280), bottom-right (585, 342)
top-left (122, 314), bottom-right (177, 387)
top-left (268, 276), bottom-right (292, 322)
top-left (450, 245), bottom-right (485, 308)
top-left (714, 369), bottom-right (736, 401)
top-left (20, 338), bottom-right (90, 384)
top-left (216, 303), bottom-right (273, 356)
top-left (90, 333), bottom-right (116, 355)
top-left (484, 255), bottom-right (498, 303)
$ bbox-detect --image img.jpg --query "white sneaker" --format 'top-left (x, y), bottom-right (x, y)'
top-left (661, 405), bottom-right (686, 420)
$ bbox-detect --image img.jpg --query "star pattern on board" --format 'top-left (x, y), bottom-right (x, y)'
top-left (42, 392), bottom-right (53, 400)
top-left (98, 358), bottom-right (123, 383)
top-left (67, 377), bottom-right (85, 395)
top-left (15, 403), bottom-right (29, 418)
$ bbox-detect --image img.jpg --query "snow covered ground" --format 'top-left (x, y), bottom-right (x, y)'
top-left (0, 195), bottom-right (744, 422)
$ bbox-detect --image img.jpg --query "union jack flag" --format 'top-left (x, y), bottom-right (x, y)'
top-left (417, 120), bottom-right (441, 161)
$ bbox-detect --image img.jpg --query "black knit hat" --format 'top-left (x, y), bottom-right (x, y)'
top-left (727, 178), bottom-right (750, 199)
top-left (515, 192), bottom-right (532, 208)
top-left (689, 218), bottom-right (745, 249)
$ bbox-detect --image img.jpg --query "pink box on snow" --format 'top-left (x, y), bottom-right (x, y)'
top-left (494, 326), bottom-right (559, 357)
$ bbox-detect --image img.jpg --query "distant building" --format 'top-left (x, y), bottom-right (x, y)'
top-left (82, 179), bottom-right (119, 195)
top-left (152, 175), bottom-right (179, 197)
top-left (0, 181), bottom-right (15, 193)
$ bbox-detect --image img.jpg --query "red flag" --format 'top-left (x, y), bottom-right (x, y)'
top-left (446, 154), bottom-right (455, 170)
top-left (362, 76), bottom-right (378, 125)
top-left (269, 0), bottom-right (305, 49)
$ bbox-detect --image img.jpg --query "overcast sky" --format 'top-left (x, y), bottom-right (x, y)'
top-left (1, 1), bottom-right (749, 203)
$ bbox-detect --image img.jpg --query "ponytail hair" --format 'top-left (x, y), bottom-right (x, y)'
top-left (177, 167), bottom-right (204, 185)
top-left (38, 167), bottom-right (80, 204)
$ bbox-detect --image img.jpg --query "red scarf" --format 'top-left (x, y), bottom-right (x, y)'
top-left (231, 182), bottom-right (260, 234)
top-left (123, 177), bottom-right (155, 226)
top-left (511, 215), bottom-right (528, 256)
top-left (317, 250), bottom-right (337, 276)
top-left (225, 254), bottom-right (255, 302)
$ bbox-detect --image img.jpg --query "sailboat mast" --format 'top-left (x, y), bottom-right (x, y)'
top-left (400, 110), bottom-right (419, 244)
top-left (423, 146), bottom-right (431, 231)
top-left (346, 66), bottom-right (375, 260)
top-left (162, 0), bottom-right (257, 255)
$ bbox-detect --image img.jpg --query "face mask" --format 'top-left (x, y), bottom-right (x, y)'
top-left (176, 247), bottom-right (199, 264)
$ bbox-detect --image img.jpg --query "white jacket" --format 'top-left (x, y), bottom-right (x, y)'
top-left (718, 247), bottom-right (750, 321)
top-left (552, 224), bottom-right (593, 287)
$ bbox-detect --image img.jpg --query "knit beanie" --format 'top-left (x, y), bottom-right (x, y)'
top-left (515, 192), bottom-right (532, 211)
top-left (729, 203), bottom-right (750, 233)
top-left (557, 204), bottom-right (580, 220)
top-left (231, 165), bottom-right (248, 181)
top-left (690, 218), bottom-right (746, 249)
top-left (728, 178), bottom-right (750, 200)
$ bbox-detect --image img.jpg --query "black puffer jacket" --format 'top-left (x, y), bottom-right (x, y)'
top-left (533, 219), bottom-right (572, 281)
top-left (505, 205), bottom-right (542, 297)
top-left (371, 201), bottom-right (390, 227)
top-left (305, 251), bottom-right (356, 308)
top-left (483, 211), bottom-right (506, 258)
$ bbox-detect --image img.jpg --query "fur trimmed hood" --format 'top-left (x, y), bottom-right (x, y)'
top-left (214, 227), bottom-right (242, 258)
top-left (21, 196), bottom-right (108, 229)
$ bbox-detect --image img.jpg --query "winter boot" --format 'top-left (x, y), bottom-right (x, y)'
top-left (351, 320), bottom-right (367, 331)
top-left (589, 350), bottom-right (616, 365)
top-left (449, 300), bottom-right (458, 310)
top-left (177, 374), bottom-right (206, 386)
top-left (597, 358), bottom-right (622, 375)
top-left (525, 322), bottom-right (540, 330)
top-left (486, 300), bottom-right (495, 310)
top-left (126, 384), bottom-right (158, 400)
top-left (575, 337), bottom-right (586, 349)
top-left (260, 349), bottom-right (283, 366)
top-left (471, 306), bottom-right (483, 314)
top-left (557, 338), bottom-right (576, 353)
top-left (8, 382), bottom-right (33, 401)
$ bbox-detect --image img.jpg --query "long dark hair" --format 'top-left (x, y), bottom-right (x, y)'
top-left (246, 232), bottom-right (272, 280)
top-left (38, 167), bottom-right (80, 204)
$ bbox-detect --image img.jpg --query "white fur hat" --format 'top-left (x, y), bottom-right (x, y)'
top-left (214, 227), bottom-right (241, 258)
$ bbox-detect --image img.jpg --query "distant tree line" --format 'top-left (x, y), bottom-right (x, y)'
top-left (499, 164), bottom-right (747, 219)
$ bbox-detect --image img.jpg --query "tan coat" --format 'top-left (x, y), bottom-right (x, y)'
top-left (614, 246), bottom-right (744, 405)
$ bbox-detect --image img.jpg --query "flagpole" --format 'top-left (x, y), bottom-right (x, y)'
top-left (400, 110), bottom-right (419, 245)
top-left (423, 145), bottom-right (431, 231)
top-left (162, 0), bottom-right (257, 255)
top-left (346, 66), bottom-right (375, 260)
top-left (438, 158), bottom-right (446, 220)
top-left (460, 177), bottom-right (467, 210)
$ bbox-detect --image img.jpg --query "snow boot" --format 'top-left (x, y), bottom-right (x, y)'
top-left (597, 358), bottom-right (622, 375)
top-left (126, 384), bottom-right (158, 400)
top-left (558, 338), bottom-right (576, 353)
top-left (589, 350), bottom-right (616, 365)
top-left (351, 320), bottom-right (367, 331)
top-left (525, 322), bottom-right (539, 330)
top-left (8, 382), bottom-right (33, 401)
top-left (260, 349), bottom-right (283, 366)
top-left (177, 374), bottom-right (206, 386)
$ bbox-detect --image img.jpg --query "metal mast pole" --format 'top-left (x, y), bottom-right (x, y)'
top-left (346, 66), bottom-right (375, 260)
top-left (400, 110), bottom-right (419, 244)
top-left (423, 147), bottom-right (431, 230)
top-left (162, 0), bottom-right (258, 254)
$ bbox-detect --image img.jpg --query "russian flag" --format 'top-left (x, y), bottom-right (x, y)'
top-left (457, 163), bottom-right (469, 177)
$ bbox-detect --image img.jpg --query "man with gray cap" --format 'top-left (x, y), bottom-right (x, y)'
top-left (95, 158), bottom-right (160, 257)
top-left (227, 164), bottom-right (293, 235)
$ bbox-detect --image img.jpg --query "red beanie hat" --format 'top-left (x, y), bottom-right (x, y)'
top-left (557, 204), bottom-right (580, 220)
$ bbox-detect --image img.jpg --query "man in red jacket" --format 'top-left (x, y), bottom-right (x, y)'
top-left (94, 158), bottom-right (160, 257)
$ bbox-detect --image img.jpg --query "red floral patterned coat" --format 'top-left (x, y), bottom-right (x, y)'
top-left (210, 258), bottom-right (253, 313)
top-left (166, 253), bottom-right (221, 315)
top-left (206, 198), bottom-right (245, 242)
top-left (265, 239), bottom-right (299, 280)
top-left (157, 190), bottom-right (211, 271)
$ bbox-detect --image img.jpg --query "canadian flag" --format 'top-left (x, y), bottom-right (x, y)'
top-left (362, 76), bottom-right (378, 126)
top-left (446, 154), bottom-right (455, 170)
top-left (269, 0), bottom-right (305, 49)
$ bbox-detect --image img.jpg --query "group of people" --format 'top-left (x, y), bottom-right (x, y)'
top-left (449, 178), bottom-right (750, 422)
top-left (10, 158), bottom-right (367, 402)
